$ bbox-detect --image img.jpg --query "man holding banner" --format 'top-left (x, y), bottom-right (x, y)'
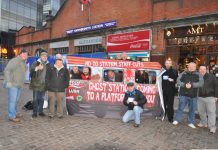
top-left (122, 82), bottom-right (147, 127)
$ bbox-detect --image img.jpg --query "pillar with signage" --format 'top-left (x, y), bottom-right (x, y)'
top-left (107, 30), bottom-right (151, 61)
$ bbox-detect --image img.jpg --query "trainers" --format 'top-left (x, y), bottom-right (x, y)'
top-left (58, 116), bottom-right (63, 119)
top-left (172, 121), bottom-right (178, 125)
top-left (39, 112), bottom-right (46, 117)
top-left (197, 123), bottom-right (207, 128)
top-left (16, 113), bottom-right (23, 118)
top-left (32, 114), bottom-right (37, 118)
top-left (10, 118), bottom-right (20, 123)
top-left (209, 128), bottom-right (216, 134)
top-left (133, 123), bottom-right (140, 128)
top-left (48, 115), bottom-right (54, 119)
top-left (188, 124), bottom-right (196, 129)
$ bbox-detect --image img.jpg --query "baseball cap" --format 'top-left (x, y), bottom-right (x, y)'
top-left (127, 82), bottom-right (134, 87)
top-left (19, 49), bottom-right (28, 54)
top-left (40, 51), bottom-right (48, 56)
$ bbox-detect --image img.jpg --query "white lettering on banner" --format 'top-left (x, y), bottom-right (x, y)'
top-left (130, 43), bottom-right (142, 49)
top-left (84, 60), bottom-right (144, 68)
top-left (92, 24), bottom-right (103, 29)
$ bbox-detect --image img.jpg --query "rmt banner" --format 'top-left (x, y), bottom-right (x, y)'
top-left (65, 56), bottom-right (165, 119)
top-left (66, 80), bottom-right (163, 119)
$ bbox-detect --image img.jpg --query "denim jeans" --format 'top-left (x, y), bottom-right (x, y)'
top-left (175, 96), bottom-right (197, 124)
top-left (122, 106), bottom-right (143, 124)
top-left (7, 87), bottom-right (21, 120)
top-left (33, 91), bottom-right (45, 115)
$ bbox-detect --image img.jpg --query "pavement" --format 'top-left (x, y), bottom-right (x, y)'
top-left (0, 80), bottom-right (218, 150)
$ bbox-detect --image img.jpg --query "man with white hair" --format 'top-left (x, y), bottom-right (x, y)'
top-left (173, 62), bottom-right (204, 128)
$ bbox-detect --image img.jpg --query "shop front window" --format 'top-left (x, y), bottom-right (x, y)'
top-left (76, 44), bottom-right (105, 54)
top-left (53, 47), bottom-right (69, 55)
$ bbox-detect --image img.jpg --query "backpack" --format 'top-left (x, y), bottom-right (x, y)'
top-left (23, 101), bottom-right (33, 110)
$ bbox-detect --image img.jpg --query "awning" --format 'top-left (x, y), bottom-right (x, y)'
top-left (108, 51), bottom-right (150, 58)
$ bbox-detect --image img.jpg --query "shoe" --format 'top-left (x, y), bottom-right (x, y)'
top-left (133, 124), bottom-right (140, 128)
top-left (48, 116), bottom-right (54, 119)
top-left (209, 128), bottom-right (216, 134)
top-left (39, 112), bottom-right (46, 117)
top-left (10, 118), bottom-right (20, 123)
top-left (58, 116), bottom-right (63, 119)
top-left (168, 119), bottom-right (173, 123)
top-left (188, 124), bottom-right (196, 129)
top-left (172, 121), bottom-right (178, 125)
top-left (197, 123), bottom-right (207, 128)
top-left (32, 114), bottom-right (37, 118)
top-left (16, 113), bottom-right (23, 118)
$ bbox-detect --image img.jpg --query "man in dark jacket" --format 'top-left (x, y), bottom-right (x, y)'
top-left (135, 70), bottom-right (149, 84)
top-left (45, 59), bottom-right (70, 118)
top-left (198, 64), bottom-right (218, 133)
top-left (71, 66), bottom-right (81, 79)
top-left (122, 82), bottom-right (147, 127)
top-left (104, 70), bottom-right (123, 82)
top-left (30, 51), bottom-right (50, 118)
top-left (173, 62), bottom-right (204, 128)
top-left (162, 60), bottom-right (178, 122)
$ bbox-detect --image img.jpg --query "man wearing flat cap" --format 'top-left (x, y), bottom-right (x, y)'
top-left (30, 51), bottom-right (50, 118)
top-left (122, 82), bottom-right (147, 127)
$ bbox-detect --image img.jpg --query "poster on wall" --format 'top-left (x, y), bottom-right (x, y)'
top-left (107, 30), bottom-right (151, 52)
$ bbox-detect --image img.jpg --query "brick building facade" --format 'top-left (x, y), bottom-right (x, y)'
top-left (16, 0), bottom-right (218, 68)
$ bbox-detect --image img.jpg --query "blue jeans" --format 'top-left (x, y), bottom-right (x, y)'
top-left (33, 91), bottom-right (45, 115)
top-left (122, 106), bottom-right (143, 124)
top-left (7, 87), bottom-right (21, 120)
top-left (175, 96), bottom-right (197, 124)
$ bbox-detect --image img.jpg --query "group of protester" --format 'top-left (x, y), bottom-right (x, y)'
top-left (161, 60), bottom-right (217, 134)
top-left (3, 50), bottom-right (217, 134)
top-left (4, 50), bottom-right (70, 122)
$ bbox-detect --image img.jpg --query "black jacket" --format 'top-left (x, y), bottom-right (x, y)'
top-left (104, 73), bottom-right (123, 82)
top-left (177, 71), bottom-right (204, 98)
top-left (135, 73), bottom-right (149, 84)
top-left (123, 89), bottom-right (147, 110)
top-left (45, 66), bottom-right (70, 92)
top-left (162, 67), bottom-right (178, 94)
top-left (199, 73), bottom-right (218, 98)
top-left (71, 71), bottom-right (81, 79)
